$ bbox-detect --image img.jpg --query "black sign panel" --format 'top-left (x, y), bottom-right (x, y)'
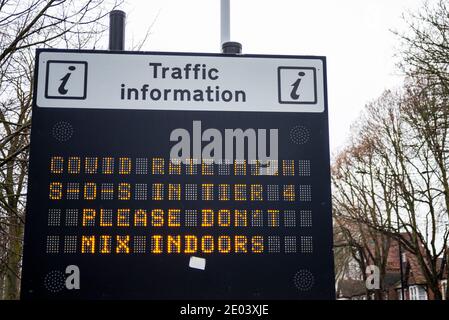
top-left (21, 49), bottom-right (334, 299)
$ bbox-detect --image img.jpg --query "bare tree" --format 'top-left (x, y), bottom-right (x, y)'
top-left (396, 0), bottom-right (449, 297)
top-left (333, 0), bottom-right (449, 300)
top-left (0, 0), bottom-right (121, 300)
top-left (371, 89), bottom-right (448, 299)
top-left (333, 88), bottom-right (449, 299)
top-left (332, 115), bottom-right (395, 300)
top-left (396, 0), bottom-right (449, 91)
top-left (398, 0), bottom-right (449, 229)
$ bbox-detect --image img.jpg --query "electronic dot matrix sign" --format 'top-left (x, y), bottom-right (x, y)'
top-left (21, 49), bottom-right (335, 299)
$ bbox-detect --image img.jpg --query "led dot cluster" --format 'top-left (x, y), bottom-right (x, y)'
top-left (250, 185), bottom-right (263, 201)
top-left (282, 160), bottom-right (295, 176)
top-left (118, 183), bottom-right (131, 200)
top-left (294, 270), bottom-right (314, 291)
top-left (185, 209), bottom-right (197, 227)
top-left (234, 160), bottom-right (246, 175)
top-left (48, 209), bottom-right (61, 227)
top-left (82, 209), bottom-right (96, 226)
top-left (249, 160), bottom-right (260, 176)
top-left (301, 236), bottom-right (313, 253)
top-left (46, 236), bottom-right (59, 253)
top-left (119, 158), bottom-right (132, 174)
top-left (152, 158), bottom-right (165, 175)
top-left (101, 183), bottom-right (114, 200)
top-left (202, 159), bottom-right (214, 175)
top-left (50, 156), bottom-right (311, 176)
top-left (298, 159), bottom-right (311, 176)
top-left (267, 185), bottom-right (279, 201)
top-left (100, 209), bottom-right (113, 227)
top-left (218, 160), bottom-right (231, 175)
top-left (290, 126), bottom-right (310, 145)
top-left (50, 156), bottom-right (64, 173)
top-left (152, 183), bottom-right (164, 200)
top-left (67, 183), bottom-right (80, 200)
top-left (299, 185), bottom-right (312, 202)
top-left (218, 184), bottom-right (230, 201)
top-left (267, 210), bottom-right (280, 227)
top-left (283, 185), bottom-right (295, 202)
top-left (268, 236), bottom-right (281, 253)
top-left (46, 154), bottom-right (318, 257)
top-left (169, 159), bottom-right (182, 175)
top-left (135, 158), bottom-right (148, 175)
top-left (44, 270), bottom-right (66, 292)
top-left (133, 236), bottom-right (146, 253)
top-left (284, 236), bottom-right (297, 253)
top-left (251, 210), bottom-right (263, 227)
top-left (234, 184), bottom-right (247, 201)
top-left (185, 159), bottom-right (198, 175)
top-left (135, 184), bottom-right (147, 200)
top-left (185, 184), bottom-right (197, 200)
top-left (284, 210), bottom-right (296, 227)
top-left (300, 210), bottom-right (312, 227)
top-left (85, 157), bottom-right (98, 174)
top-left (262, 160), bottom-right (278, 176)
top-left (117, 209), bottom-right (130, 227)
top-left (202, 184), bottom-right (214, 201)
top-left (65, 209), bottom-right (78, 226)
top-left (84, 182), bottom-right (97, 200)
top-left (102, 157), bottom-right (114, 174)
top-left (52, 121), bottom-right (73, 142)
top-left (68, 157), bottom-right (81, 174)
top-left (235, 210), bottom-right (247, 227)
top-left (64, 236), bottom-right (77, 253)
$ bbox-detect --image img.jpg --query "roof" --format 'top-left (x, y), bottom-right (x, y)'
top-left (437, 257), bottom-right (448, 279)
top-left (383, 272), bottom-right (402, 288)
top-left (337, 279), bottom-right (366, 298)
top-left (405, 249), bottom-right (442, 285)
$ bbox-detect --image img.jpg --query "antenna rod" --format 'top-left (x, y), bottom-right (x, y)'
top-left (221, 0), bottom-right (230, 46)
top-left (220, 0), bottom-right (242, 54)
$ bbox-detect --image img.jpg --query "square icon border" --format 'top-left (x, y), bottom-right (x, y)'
top-left (277, 66), bottom-right (317, 105)
top-left (45, 60), bottom-right (88, 100)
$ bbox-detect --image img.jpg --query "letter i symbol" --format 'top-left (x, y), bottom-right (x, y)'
top-left (58, 66), bottom-right (76, 95)
top-left (290, 72), bottom-right (306, 100)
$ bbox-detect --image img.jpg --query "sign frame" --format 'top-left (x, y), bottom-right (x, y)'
top-left (21, 49), bottom-right (335, 300)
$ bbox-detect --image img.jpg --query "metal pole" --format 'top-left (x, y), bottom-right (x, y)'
top-left (221, 0), bottom-right (230, 45)
top-left (220, 0), bottom-right (242, 54)
top-left (109, 10), bottom-right (126, 51)
top-left (398, 229), bottom-right (405, 300)
top-left (395, 180), bottom-right (406, 300)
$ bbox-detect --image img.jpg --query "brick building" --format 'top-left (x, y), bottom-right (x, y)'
top-left (336, 235), bottom-right (448, 300)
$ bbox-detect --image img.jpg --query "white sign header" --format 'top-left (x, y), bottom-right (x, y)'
top-left (36, 50), bottom-right (326, 113)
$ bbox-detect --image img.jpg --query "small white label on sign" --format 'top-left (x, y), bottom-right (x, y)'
top-left (189, 256), bottom-right (206, 270)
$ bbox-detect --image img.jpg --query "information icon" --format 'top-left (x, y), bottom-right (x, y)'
top-left (45, 60), bottom-right (88, 99)
top-left (278, 67), bottom-right (317, 104)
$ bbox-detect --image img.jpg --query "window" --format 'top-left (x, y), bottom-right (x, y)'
top-left (417, 286), bottom-right (428, 300)
top-left (442, 280), bottom-right (447, 300)
top-left (401, 252), bottom-right (407, 263)
top-left (409, 287), bottom-right (415, 300)
top-left (409, 285), bottom-right (428, 300)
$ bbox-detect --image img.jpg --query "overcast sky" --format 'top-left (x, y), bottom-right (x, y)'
top-left (122, 0), bottom-right (425, 154)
